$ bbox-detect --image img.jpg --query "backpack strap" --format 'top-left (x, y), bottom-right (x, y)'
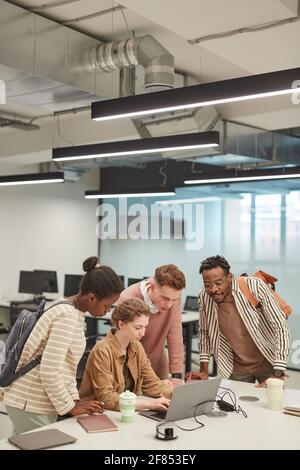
top-left (36, 299), bottom-right (73, 320)
top-left (237, 277), bottom-right (261, 309)
top-left (16, 300), bottom-right (75, 378)
top-left (45, 299), bottom-right (74, 311)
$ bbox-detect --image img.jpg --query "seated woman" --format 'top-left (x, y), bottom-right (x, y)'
top-left (79, 298), bottom-right (173, 412)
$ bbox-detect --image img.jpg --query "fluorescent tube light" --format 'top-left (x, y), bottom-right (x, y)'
top-left (52, 132), bottom-right (219, 162)
top-left (155, 197), bottom-right (221, 205)
top-left (85, 189), bottom-right (176, 199)
top-left (184, 166), bottom-right (300, 185)
top-left (91, 67), bottom-right (300, 121)
top-left (0, 172), bottom-right (64, 187)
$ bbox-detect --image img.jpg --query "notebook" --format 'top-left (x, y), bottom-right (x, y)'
top-left (284, 406), bottom-right (300, 417)
top-left (8, 429), bottom-right (77, 450)
top-left (77, 414), bottom-right (118, 433)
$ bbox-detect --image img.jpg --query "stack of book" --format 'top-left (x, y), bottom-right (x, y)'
top-left (283, 406), bottom-right (300, 417)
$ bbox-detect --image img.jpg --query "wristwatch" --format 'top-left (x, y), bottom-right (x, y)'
top-left (171, 373), bottom-right (183, 379)
top-left (273, 369), bottom-right (285, 378)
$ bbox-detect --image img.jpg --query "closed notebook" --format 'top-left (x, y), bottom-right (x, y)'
top-left (77, 414), bottom-right (118, 433)
top-left (8, 429), bottom-right (77, 450)
top-left (284, 406), bottom-right (300, 417)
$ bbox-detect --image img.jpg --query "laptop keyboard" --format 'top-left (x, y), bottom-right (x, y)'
top-left (151, 411), bottom-right (167, 420)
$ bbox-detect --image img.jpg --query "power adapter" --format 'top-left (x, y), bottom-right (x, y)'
top-left (217, 399), bottom-right (235, 412)
top-left (155, 424), bottom-right (177, 441)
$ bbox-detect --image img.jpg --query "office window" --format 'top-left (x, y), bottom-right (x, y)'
top-left (224, 194), bottom-right (251, 261)
top-left (255, 194), bottom-right (281, 261)
top-left (286, 191), bottom-right (300, 264)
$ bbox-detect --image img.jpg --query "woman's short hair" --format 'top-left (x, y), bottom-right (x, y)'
top-left (111, 298), bottom-right (150, 328)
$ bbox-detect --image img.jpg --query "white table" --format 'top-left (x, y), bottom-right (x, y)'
top-left (1, 380), bottom-right (299, 450)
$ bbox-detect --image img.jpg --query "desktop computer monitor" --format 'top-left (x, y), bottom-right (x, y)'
top-left (64, 274), bottom-right (83, 297)
top-left (127, 277), bottom-right (143, 287)
top-left (184, 295), bottom-right (199, 312)
top-left (118, 275), bottom-right (125, 288)
top-left (18, 271), bottom-right (44, 295)
top-left (34, 270), bottom-right (58, 294)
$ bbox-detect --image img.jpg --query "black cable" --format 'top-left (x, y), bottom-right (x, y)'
top-left (172, 399), bottom-right (217, 431)
top-left (219, 387), bottom-right (248, 418)
top-left (157, 389), bottom-right (247, 436)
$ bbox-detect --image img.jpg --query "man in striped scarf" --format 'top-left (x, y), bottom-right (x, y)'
top-left (186, 255), bottom-right (290, 386)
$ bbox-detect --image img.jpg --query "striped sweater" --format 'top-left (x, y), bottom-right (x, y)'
top-left (199, 277), bottom-right (291, 378)
top-left (1, 301), bottom-right (86, 416)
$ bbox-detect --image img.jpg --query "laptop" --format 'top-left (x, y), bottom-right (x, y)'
top-left (8, 429), bottom-right (77, 450)
top-left (139, 377), bottom-right (221, 422)
top-left (183, 295), bottom-right (199, 313)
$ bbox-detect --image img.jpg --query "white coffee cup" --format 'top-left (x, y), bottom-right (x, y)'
top-left (119, 390), bottom-right (137, 423)
top-left (266, 378), bottom-right (284, 411)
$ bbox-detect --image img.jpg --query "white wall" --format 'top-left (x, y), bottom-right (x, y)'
top-left (0, 169), bottom-right (100, 299)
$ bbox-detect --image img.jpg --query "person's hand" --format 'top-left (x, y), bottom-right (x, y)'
top-left (169, 378), bottom-right (184, 386)
top-left (185, 371), bottom-right (209, 382)
top-left (255, 375), bottom-right (286, 388)
top-left (162, 378), bottom-right (184, 387)
top-left (149, 397), bottom-right (171, 412)
top-left (162, 379), bottom-right (175, 387)
top-left (69, 400), bottom-right (104, 416)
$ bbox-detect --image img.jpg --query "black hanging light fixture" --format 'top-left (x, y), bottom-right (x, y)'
top-left (184, 166), bottom-right (300, 185)
top-left (0, 172), bottom-right (65, 187)
top-left (91, 67), bottom-right (300, 121)
top-left (52, 132), bottom-right (220, 162)
top-left (84, 188), bottom-right (176, 199)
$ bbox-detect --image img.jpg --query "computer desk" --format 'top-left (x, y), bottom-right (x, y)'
top-left (85, 310), bottom-right (200, 374)
top-left (1, 380), bottom-right (299, 450)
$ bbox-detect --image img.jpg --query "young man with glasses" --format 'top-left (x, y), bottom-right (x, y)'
top-left (115, 265), bottom-right (186, 382)
top-left (186, 255), bottom-right (290, 386)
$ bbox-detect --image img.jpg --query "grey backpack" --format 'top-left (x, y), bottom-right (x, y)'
top-left (0, 299), bottom-right (73, 387)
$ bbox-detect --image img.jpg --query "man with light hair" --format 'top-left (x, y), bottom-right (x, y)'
top-left (116, 264), bottom-right (186, 381)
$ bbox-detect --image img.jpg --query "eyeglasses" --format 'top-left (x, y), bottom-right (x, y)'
top-left (203, 277), bottom-right (227, 290)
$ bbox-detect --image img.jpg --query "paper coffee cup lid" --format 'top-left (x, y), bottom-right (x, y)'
top-left (119, 390), bottom-right (136, 399)
top-left (266, 378), bottom-right (284, 387)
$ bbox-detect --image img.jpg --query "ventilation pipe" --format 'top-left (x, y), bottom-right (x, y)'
top-left (96, 35), bottom-right (175, 91)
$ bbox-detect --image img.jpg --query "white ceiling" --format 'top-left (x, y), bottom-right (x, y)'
top-left (0, 0), bottom-right (299, 170)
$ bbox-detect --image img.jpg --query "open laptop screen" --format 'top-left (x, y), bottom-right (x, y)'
top-left (140, 377), bottom-right (221, 422)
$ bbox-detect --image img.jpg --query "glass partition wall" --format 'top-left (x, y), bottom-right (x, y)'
top-left (98, 184), bottom-right (300, 370)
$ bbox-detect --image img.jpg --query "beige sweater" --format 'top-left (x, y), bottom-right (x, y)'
top-left (2, 301), bottom-right (86, 416)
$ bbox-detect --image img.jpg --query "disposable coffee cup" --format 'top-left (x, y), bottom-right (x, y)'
top-left (119, 390), bottom-right (136, 423)
top-left (266, 378), bottom-right (284, 411)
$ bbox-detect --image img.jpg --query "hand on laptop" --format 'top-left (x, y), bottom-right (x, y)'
top-left (185, 371), bottom-right (209, 382)
top-left (169, 378), bottom-right (184, 386)
top-left (69, 399), bottom-right (104, 416)
top-left (136, 397), bottom-right (170, 412)
top-left (162, 378), bottom-right (183, 387)
top-left (150, 397), bottom-right (171, 412)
